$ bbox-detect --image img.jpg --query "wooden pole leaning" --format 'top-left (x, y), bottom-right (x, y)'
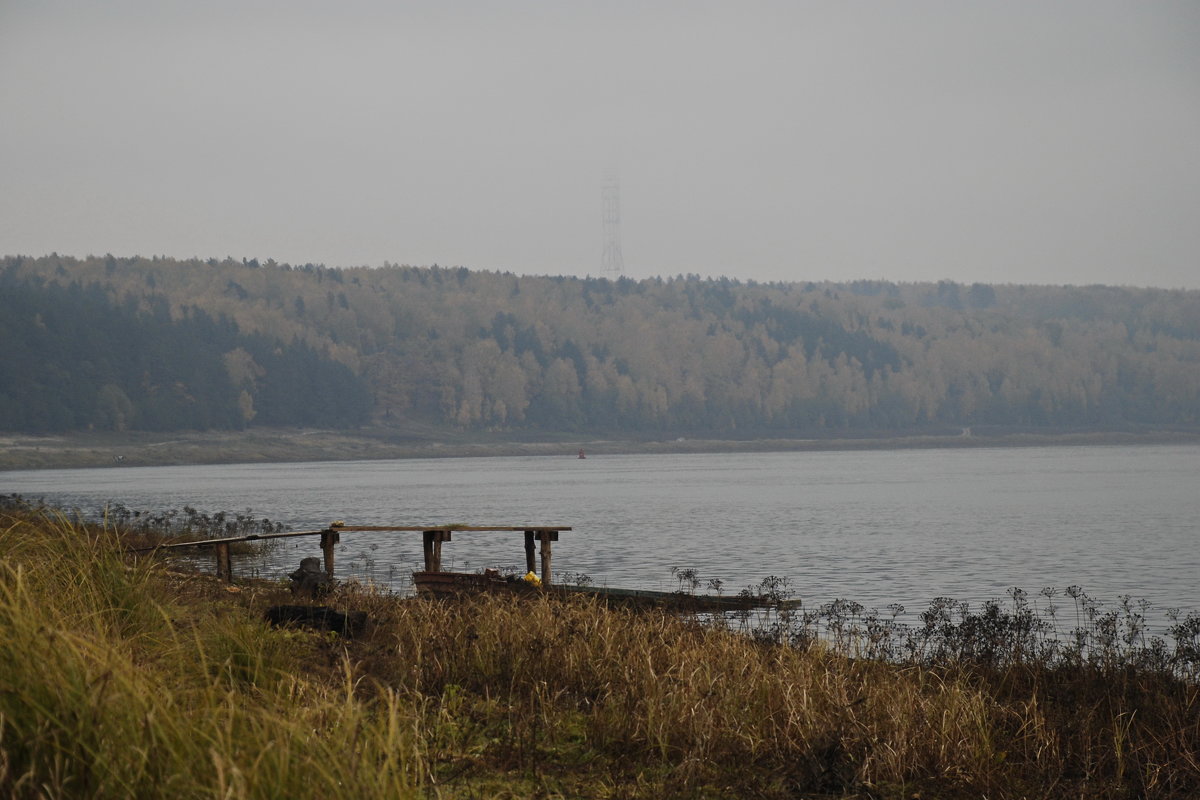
top-left (215, 541), bottom-right (233, 582)
top-left (422, 531), bottom-right (435, 571)
top-left (320, 527), bottom-right (340, 580)
top-left (540, 537), bottom-right (552, 585)
top-left (422, 530), bottom-right (450, 572)
top-left (524, 530), bottom-right (537, 575)
top-left (537, 530), bottom-right (559, 586)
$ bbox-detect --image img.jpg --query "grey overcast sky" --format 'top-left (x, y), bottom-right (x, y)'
top-left (2, 1), bottom-right (1197, 288)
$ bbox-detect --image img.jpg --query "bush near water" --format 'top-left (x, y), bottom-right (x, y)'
top-left (1, 504), bottom-right (1199, 798)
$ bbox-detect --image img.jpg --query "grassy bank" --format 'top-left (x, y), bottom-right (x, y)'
top-left (1, 508), bottom-right (1198, 798)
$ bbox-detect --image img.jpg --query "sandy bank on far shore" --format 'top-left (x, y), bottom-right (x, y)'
top-left (3, 426), bottom-right (1198, 472)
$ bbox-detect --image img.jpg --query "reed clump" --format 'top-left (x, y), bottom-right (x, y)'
top-left (1, 504), bottom-right (1198, 799)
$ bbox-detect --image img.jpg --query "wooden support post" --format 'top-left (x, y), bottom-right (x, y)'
top-left (215, 541), bottom-right (232, 582)
top-left (539, 535), bottom-right (553, 586)
top-left (422, 531), bottom-right (436, 572)
top-left (432, 532), bottom-right (446, 572)
top-left (524, 530), bottom-right (536, 575)
top-left (422, 530), bottom-right (450, 572)
top-left (320, 529), bottom-right (340, 580)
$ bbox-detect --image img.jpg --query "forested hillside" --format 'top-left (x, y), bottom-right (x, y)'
top-left (0, 266), bottom-right (370, 432)
top-left (3, 254), bottom-right (1198, 435)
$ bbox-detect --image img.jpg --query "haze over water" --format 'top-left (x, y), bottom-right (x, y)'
top-left (6, 442), bottom-right (1198, 631)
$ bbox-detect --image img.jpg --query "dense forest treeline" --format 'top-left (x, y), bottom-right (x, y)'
top-left (0, 269), bottom-right (370, 431)
top-left (2, 254), bottom-right (1198, 435)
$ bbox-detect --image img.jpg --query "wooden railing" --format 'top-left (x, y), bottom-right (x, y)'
top-left (140, 523), bottom-right (572, 584)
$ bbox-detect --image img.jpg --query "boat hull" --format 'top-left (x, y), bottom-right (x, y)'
top-left (412, 571), bottom-right (784, 611)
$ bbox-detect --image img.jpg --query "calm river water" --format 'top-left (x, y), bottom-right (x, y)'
top-left (4, 443), bottom-right (1198, 632)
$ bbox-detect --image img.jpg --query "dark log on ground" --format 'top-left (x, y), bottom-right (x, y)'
top-left (264, 605), bottom-right (367, 636)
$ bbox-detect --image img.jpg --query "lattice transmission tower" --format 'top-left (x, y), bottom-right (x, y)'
top-left (601, 167), bottom-right (625, 275)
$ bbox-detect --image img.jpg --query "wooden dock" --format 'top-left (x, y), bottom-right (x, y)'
top-left (139, 523), bottom-right (571, 585)
top-left (137, 522), bottom-right (789, 610)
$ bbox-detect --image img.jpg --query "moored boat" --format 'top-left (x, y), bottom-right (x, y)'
top-left (412, 569), bottom-right (793, 611)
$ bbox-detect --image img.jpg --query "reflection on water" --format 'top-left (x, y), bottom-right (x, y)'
top-left (5, 443), bottom-right (1199, 632)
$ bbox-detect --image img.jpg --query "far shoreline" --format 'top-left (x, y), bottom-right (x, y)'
top-left (3, 424), bottom-right (1198, 472)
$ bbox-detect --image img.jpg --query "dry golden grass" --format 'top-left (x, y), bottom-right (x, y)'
top-left (1, 505), bottom-right (1197, 798)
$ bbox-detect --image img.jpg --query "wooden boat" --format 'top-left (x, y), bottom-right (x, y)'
top-left (407, 524), bottom-right (795, 611)
top-left (557, 583), bottom-right (794, 611)
top-left (412, 570), bottom-right (791, 611)
top-left (412, 570), bottom-right (528, 595)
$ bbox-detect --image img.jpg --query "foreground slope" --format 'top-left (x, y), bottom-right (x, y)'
top-left (1, 503), bottom-right (1198, 798)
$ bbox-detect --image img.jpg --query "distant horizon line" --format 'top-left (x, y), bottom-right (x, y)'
top-left (3, 251), bottom-right (1195, 293)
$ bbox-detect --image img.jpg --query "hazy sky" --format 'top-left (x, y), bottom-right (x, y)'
top-left (2, 1), bottom-right (1198, 288)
